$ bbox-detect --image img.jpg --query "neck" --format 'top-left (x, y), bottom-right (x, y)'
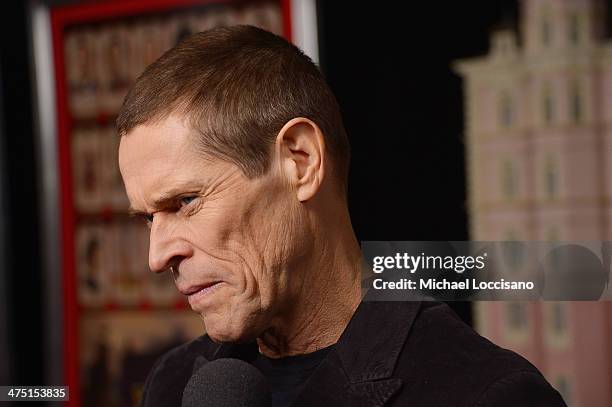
top-left (257, 207), bottom-right (362, 358)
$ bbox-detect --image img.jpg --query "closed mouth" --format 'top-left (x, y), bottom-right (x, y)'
top-left (179, 281), bottom-right (222, 296)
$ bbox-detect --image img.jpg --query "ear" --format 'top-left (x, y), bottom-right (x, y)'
top-left (275, 117), bottom-right (326, 202)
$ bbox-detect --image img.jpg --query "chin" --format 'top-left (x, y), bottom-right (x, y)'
top-left (203, 315), bottom-right (259, 344)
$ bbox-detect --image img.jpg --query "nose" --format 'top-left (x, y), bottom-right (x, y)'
top-left (148, 212), bottom-right (193, 273)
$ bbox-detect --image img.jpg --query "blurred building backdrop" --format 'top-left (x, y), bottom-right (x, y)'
top-left (455, 1), bottom-right (612, 405)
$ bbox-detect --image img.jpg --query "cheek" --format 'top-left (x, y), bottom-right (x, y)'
top-left (192, 184), bottom-right (299, 306)
top-left (239, 199), bottom-right (306, 302)
top-left (184, 207), bottom-right (263, 293)
top-left (184, 202), bottom-right (245, 265)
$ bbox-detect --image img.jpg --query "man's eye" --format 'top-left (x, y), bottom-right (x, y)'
top-left (179, 196), bottom-right (197, 207)
top-left (144, 213), bottom-right (154, 223)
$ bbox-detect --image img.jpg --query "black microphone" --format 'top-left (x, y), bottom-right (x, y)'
top-left (182, 358), bottom-right (271, 407)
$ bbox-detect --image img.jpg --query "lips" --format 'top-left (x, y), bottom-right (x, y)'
top-left (178, 281), bottom-right (222, 296)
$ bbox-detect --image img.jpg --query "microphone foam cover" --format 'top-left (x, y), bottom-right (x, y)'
top-left (182, 358), bottom-right (271, 407)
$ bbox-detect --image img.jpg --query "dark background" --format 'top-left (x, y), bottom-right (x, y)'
top-left (318, 1), bottom-right (518, 242)
top-left (317, 0), bottom-right (519, 328)
top-left (0, 0), bottom-right (521, 389)
top-left (0, 0), bottom-right (45, 391)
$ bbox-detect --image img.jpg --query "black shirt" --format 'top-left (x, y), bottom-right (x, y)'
top-left (251, 346), bottom-right (333, 407)
top-left (139, 302), bottom-right (565, 406)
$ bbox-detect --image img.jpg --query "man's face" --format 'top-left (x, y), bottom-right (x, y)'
top-left (118, 114), bottom-right (310, 343)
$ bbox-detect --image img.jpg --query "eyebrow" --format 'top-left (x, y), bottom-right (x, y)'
top-left (128, 185), bottom-right (203, 217)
